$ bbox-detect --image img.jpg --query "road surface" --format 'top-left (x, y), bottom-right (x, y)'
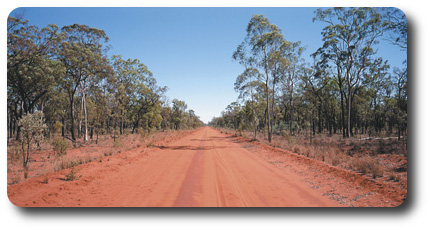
top-left (8, 127), bottom-right (341, 207)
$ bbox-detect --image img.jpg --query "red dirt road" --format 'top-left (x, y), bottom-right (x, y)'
top-left (8, 127), bottom-right (351, 207)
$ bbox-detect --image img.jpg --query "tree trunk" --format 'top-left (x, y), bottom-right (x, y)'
top-left (70, 96), bottom-right (76, 141)
top-left (79, 95), bottom-right (83, 138)
top-left (337, 69), bottom-right (346, 138)
top-left (23, 142), bottom-right (30, 179)
top-left (83, 90), bottom-right (88, 142)
top-left (120, 110), bottom-right (124, 135)
top-left (252, 106), bottom-right (258, 140)
top-left (347, 88), bottom-right (352, 138)
top-left (61, 116), bottom-right (65, 137)
top-left (266, 85), bottom-right (272, 143)
top-left (7, 110), bottom-right (11, 142)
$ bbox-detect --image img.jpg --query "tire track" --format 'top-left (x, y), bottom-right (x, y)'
top-left (173, 129), bottom-right (207, 207)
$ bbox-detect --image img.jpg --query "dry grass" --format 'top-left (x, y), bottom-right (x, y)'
top-left (7, 129), bottom-right (194, 184)
top-left (348, 155), bottom-right (384, 179)
top-left (235, 129), bottom-right (406, 182)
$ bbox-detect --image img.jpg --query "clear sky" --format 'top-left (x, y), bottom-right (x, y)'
top-left (10, 7), bottom-right (406, 123)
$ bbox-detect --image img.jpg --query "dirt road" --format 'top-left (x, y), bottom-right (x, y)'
top-left (8, 127), bottom-right (343, 207)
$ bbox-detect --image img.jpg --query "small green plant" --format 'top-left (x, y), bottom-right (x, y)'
top-left (64, 165), bottom-right (82, 181)
top-left (64, 168), bottom-right (80, 181)
top-left (51, 137), bottom-right (70, 157)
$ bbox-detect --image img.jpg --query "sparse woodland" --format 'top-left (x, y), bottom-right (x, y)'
top-left (7, 15), bottom-right (204, 179)
top-left (7, 16), bottom-right (205, 139)
top-left (6, 8), bottom-right (408, 207)
top-left (210, 8), bottom-right (407, 143)
top-left (7, 7), bottom-right (407, 185)
top-left (209, 8), bottom-right (407, 182)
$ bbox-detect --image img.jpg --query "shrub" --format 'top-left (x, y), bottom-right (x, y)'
top-left (349, 155), bottom-right (383, 179)
top-left (64, 167), bottom-right (81, 181)
top-left (51, 137), bottom-right (70, 157)
top-left (18, 111), bottom-right (47, 179)
top-left (281, 130), bottom-right (289, 138)
top-left (53, 121), bottom-right (63, 134)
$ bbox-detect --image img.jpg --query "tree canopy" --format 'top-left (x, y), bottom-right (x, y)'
top-left (7, 16), bottom-right (205, 145)
top-left (211, 8), bottom-right (407, 141)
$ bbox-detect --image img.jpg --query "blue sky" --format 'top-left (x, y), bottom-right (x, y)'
top-left (10, 7), bottom-right (406, 123)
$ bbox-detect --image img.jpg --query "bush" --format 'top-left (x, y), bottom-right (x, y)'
top-left (64, 167), bottom-right (81, 181)
top-left (53, 121), bottom-right (63, 134)
top-left (51, 137), bottom-right (70, 157)
top-left (349, 155), bottom-right (383, 179)
top-left (18, 111), bottom-right (47, 179)
top-left (63, 160), bottom-right (81, 181)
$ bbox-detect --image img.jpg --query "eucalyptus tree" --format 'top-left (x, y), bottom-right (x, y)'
top-left (362, 58), bottom-right (391, 134)
top-left (383, 8), bottom-right (407, 51)
top-left (234, 15), bottom-right (291, 142)
top-left (313, 7), bottom-right (389, 137)
top-left (58, 24), bottom-right (112, 142)
top-left (172, 99), bottom-right (188, 130)
top-left (234, 68), bottom-right (265, 139)
top-left (88, 80), bottom-right (111, 142)
top-left (7, 16), bottom-right (62, 140)
top-left (392, 66), bottom-right (407, 139)
top-left (111, 56), bottom-right (155, 134)
top-left (278, 41), bottom-right (304, 134)
top-left (131, 73), bottom-right (167, 133)
top-left (300, 63), bottom-right (331, 135)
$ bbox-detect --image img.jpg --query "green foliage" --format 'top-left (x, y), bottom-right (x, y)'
top-left (211, 9), bottom-right (407, 144)
top-left (7, 15), bottom-right (205, 149)
top-left (51, 137), bottom-right (70, 157)
top-left (52, 121), bottom-right (63, 134)
top-left (18, 111), bottom-right (47, 178)
top-left (18, 113), bottom-right (47, 147)
top-left (64, 166), bottom-right (82, 181)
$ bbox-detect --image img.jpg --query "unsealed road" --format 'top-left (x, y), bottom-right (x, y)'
top-left (8, 127), bottom-right (340, 207)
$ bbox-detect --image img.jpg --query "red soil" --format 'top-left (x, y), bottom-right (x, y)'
top-left (7, 127), bottom-right (405, 207)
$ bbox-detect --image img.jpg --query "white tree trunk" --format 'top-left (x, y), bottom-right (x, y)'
top-left (83, 81), bottom-right (88, 141)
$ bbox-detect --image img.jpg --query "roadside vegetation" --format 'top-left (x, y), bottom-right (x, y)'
top-left (210, 8), bottom-right (407, 182)
top-left (7, 16), bottom-right (204, 182)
